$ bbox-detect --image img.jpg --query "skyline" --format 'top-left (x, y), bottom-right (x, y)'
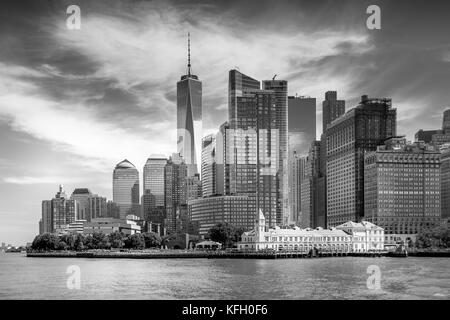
top-left (1, 0), bottom-right (450, 245)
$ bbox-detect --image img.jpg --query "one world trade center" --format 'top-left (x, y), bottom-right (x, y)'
top-left (177, 33), bottom-right (202, 177)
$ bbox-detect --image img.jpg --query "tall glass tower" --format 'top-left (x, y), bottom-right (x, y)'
top-left (177, 33), bottom-right (202, 177)
top-left (143, 155), bottom-right (167, 207)
top-left (113, 159), bottom-right (140, 219)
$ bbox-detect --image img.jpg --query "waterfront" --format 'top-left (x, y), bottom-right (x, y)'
top-left (0, 253), bottom-right (449, 300)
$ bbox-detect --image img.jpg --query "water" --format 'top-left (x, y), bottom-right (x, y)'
top-left (0, 252), bottom-right (449, 299)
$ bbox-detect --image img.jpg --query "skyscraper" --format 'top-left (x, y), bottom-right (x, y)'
top-left (322, 91), bottom-right (345, 132)
top-left (326, 95), bottom-right (396, 227)
top-left (442, 109), bottom-right (450, 134)
top-left (164, 155), bottom-right (188, 234)
top-left (441, 148), bottom-right (450, 219)
top-left (177, 33), bottom-right (202, 177)
top-left (70, 188), bottom-right (92, 221)
top-left (40, 200), bottom-right (53, 234)
top-left (52, 185), bottom-right (78, 233)
top-left (262, 79), bottom-right (289, 225)
top-left (287, 95), bottom-right (316, 223)
top-left (201, 134), bottom-right (217, 197)
top-left (113, 159), bottom-right (140, 219)
top-left (227, 70), bottom-right (282, 227)
top-left (143, 155), bottom-right (168, 207)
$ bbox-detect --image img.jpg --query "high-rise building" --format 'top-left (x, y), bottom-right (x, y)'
top-left (164, 155), bottom-right (188, 234)
top-left (227, 70), bottom-right (286, 228)
top-left (300, 141), bottom-right (321, 228)
top-left (441, 148), bottom-right (450, 218)
top-left (40, 200), bottom-right (53, 234)
top-left (263, 79), bottom-right (289, 225)
top-left (415, 129), bottom-right (439, 144)
top-left (326, 95), bottom-right (397, 227)
top-left (287, 95), bottom-right (316, 224)
top-left (443, 109), bottom-right (450, 134)
top-left (201, 134), bottom-right (217, 197)
top-left (322, 91), bottom-right (345, 132)
top-left (288, 152), bottom-right (306, 224)
top-left (364, 137), bottom-right (441, 244)
top-left (177, 33), bottom-right (202, 177)
top-left (143, 155), bottom-right (167, 206)
top-left (89, 195), bottom-right (107, 219)
top-left (113, 159), bottom-right (140, 219)
top-left (52, 185), bottom-right (78, 233)
top-left (70, 188), bottom-right (92, 221)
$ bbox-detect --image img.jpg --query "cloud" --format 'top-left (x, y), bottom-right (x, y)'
top-left (2, 176), bottom-right (84, 185)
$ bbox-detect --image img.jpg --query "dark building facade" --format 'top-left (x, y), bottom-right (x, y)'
top-left (322, 91), bottom-right (345, 132)
top-left (326, 95), bottom-right (397, 227)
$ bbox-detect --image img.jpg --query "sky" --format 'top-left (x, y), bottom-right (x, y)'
top-left (1, 0), bottom-right (450, 245)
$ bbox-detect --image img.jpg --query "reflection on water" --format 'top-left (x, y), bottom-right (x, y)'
top-left (0, 253), bottom-right (449, 299)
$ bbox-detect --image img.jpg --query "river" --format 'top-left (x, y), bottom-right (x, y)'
top-left (0, 252), bottom-right (449, 299)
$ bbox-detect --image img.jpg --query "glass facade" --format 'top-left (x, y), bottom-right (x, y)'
top-left (177, 75), bottom-right (202, 177)
top-left (143, 155), bottom-right (167, 207)
top-left (113, 159), bottom-right (140, 219)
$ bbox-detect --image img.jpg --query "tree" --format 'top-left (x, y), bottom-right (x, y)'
top-left (92, 232), bottom-right (110, 249)
top-left (74, 234), bottom-right (85, 251)
top-left (208, 223), bottom-right (244, 248)
top-left (60, 234), bottom-right (75, 250)
top-left (31, 233), bottom-right (60, 251)
top-left (142, 232), bottom-right (162, 248)
top-left (108, 231), bottom-right (124, 248)
top-left (124, 233), bottom-right (145, 250)
top-left (415, 223), bottom-right (450, 249)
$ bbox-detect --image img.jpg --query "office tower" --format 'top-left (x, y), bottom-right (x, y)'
top-left (52, 185), bottom-right (78, 233)
top-left (89, 195), bottom-right (107, 219)
top-left (287, 95), bottom-right (316, 223)
top-left (216, 121), bottom-right (230, 196)
top-left (227, 70), bottom-right (286, 228)
top-left (326, 95), bottom-right (396, 227)
top-left (164, 155), bottom-right (188, 234)
top-left (415, 129), bottom-right (439, 144)
top-left (288, 152), bottom-right (306, 224)
top-left (143, 155), bottom-right (167, 206)
top-left (228, 69), bottom-right (260, 128)
top-left (229, 87), bottom-right (279, 227)
top-left (429, 109), bottom-right (450, 150)
top-left (201, 134), bottom-right (217, 197)
top-left (322, 91), bottom-right (345, 132)
top-left (40, 200), bottom-right (53, 234)
top-left (187, 174), bottom-right (202, 201)
top-left (443, 109), bottom-right (450, 134)
top-left (262, 79), bottom-right (289, 225)
top-left (441, 148), bottom-right (450, 218)
top-left (300, 141), bottom-right (321, 228)
top-left (364, 137), bottom-right (441, 243)
top-left (70, 188), bottom-right (92, 221)
top-left (177, 33), bottom-right (202, 177)
top-left (113, 159), bottom-right (140, 219)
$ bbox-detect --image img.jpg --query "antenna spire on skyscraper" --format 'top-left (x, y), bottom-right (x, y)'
top-left (187, 32), bottom-right (191, 76)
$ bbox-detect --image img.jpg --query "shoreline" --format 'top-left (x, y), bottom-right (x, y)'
top-left (25, 249), bottom-right (450, 259)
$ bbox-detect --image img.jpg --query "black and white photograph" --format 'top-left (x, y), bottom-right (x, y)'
top-left (0, 0), bottom-right (449, 307)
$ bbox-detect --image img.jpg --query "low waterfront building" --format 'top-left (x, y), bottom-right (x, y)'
top-left (83, 218), bottom-right (141, 235)
top-left (238, 210), bottom-right (384, 252)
